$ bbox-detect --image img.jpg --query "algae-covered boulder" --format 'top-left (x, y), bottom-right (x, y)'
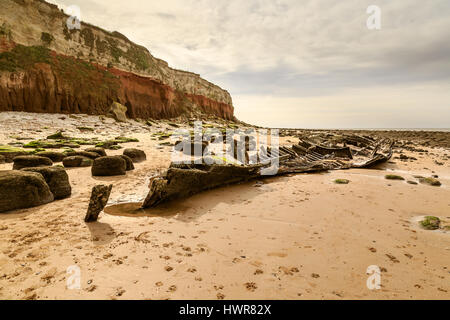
top-left (84, 147), bottom-right (107, 157)
top-left (63, 151), bottom-right (100, 160)
top-left (123, 148), bottom-right (146, 163)
top-left (116, 155), bottom-right (134, 171)
top-left (12, 155), bottom-right (53, 170)
top-left (21, 167), bottom-right (71, 199)
top-left (35, 151), bottom-right (66, 162)
top-left (107, 102), bottom-right (128, 122)
top-left (91, 156), bottom-right (126, 176)
top-left (0, 145), bottom-right (29, 163)
top-left (0, 170), bottom-right (54, 213)
top-left (63, 156), bottom-right (93, 167)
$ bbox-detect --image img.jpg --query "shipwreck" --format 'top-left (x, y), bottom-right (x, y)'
top-left (142, 132), bottom-right (394, 208)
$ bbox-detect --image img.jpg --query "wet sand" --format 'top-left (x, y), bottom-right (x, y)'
top-left (0, 112), bottom-right (449, 300)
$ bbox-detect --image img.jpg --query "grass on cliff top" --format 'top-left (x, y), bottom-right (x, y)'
top-left (0, 45), bottom-right (51, 72)
top-left (0, 45), bottom-right (120, 96)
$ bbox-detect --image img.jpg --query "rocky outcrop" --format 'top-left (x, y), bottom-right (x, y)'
top-left (0, 0), bottom-right (234, 120)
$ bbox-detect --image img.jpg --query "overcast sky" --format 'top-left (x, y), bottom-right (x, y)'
top-left (48, 0), bottom-right (450, 128)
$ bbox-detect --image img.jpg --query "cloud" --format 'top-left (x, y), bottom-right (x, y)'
top-left (47, 0), bottom-right (450, 128)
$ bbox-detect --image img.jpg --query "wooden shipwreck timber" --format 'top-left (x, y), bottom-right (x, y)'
top-left (142, 132), bottom-right (394, 208)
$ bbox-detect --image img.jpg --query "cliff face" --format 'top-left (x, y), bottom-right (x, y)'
top-left (0, 0), bottom-right (234, 120)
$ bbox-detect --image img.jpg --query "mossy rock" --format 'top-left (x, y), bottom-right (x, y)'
top-left (35, 151), bottom-right (66, 162)
top-left (0, 145), bottom-right (31, 162)
top-left (114, 136), bottom-right (139, 143)
top-left (419, 177), bottom-right (441, 187)
top-left (84, 147), bottom-right (107, 157)
top-left (23, 140), bottom-right (80, 149)
top-left (21, 167), bottom-right (71, 200)
top-left (385, 174), bottom-right (405, 181)
top-left (63, 156), bottom-right (93, 168)
top-left (12, 155), bottom-right (53, 170)
top-left (334, 179), bottom-right (350, 185)
top-left (77, 126), bottom-right (94, 132)
top-left (420, 216), bottom-right (441, 230)
top-left (47, 131), bottom-right (68, 140)
top-left (92, 156), bottom-right (126, 176)
top-left (0, 170), bottom-right (54, 213)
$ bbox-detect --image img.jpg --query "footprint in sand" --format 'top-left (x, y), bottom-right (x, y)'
top-left (244, 282), bottom-right (257, 292)
top-left (168, 285), bottom-right (177, 292)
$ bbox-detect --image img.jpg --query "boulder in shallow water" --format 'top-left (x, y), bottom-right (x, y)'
top-left (21, 167), bottom-right (71, 199)
top-left (12, 155), bottom-right (53, 170)
top-left (123, 148), bottom-right (146, 163)
top-left (91, 156), bottom-right (126, 176)
top-left (84, 184), bottom-right (113, 222)
top-left (63, 156), bottom-right (93, 167)
top-left (0, 170), bottom-right (54, 213)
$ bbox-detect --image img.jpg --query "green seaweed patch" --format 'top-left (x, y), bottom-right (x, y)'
top-left (385, 174), bottom-right (405, 181)
top-left (334, 179), bottom-right (350, 185)
top-left (420, 216), bottom-right (441, 230)
top-left (0, 145), bottom-right (30, 153)
top-left (114, 136), bottom-right (139, 143)
top-left (23, 140), bottom-right (80, 149)
top-left (419, 177), bottom-right (441, 187)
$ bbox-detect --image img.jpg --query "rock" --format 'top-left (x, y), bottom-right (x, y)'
top-left (63, 156), bottom-right (93, 167)
top-left (419, 177), bottom-right (441, 187)
top-left (84, 184), bottom-right (113, 222)
top-left (0, 150), bottom-right (28, 163)
top-left (91, 156), bottom-right (126, 176)
top-left (123, 148), bottom-right (146, 163)
top-left (35, 151), bottom-right (66, 162)
top-left (12, 155), bottom-right (53, 170)
top-left (64, 151), bottom-right (100, 160)
top-left (107, 102), bottom-right (128, 122)
top-left (84, 147), bottom-right (107, 157)
top-left (21, 167), bottom-right (71, 199)
top-left (0, 170), bottom-right (54, 213)
top-left (116, 155), bottom-right (134, 171)
top-left (0, 155), bottom-right (5, 164)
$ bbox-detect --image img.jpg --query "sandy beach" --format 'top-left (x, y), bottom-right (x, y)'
top-left (0, 112), bottom-right (448, 300)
